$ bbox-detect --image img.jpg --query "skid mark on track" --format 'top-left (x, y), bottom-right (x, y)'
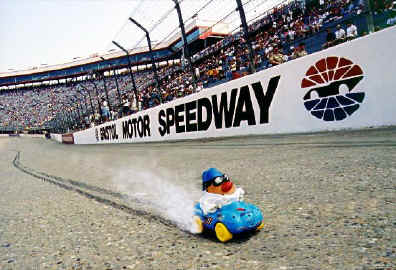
top-left (12, 152), bottom-right (176, 229)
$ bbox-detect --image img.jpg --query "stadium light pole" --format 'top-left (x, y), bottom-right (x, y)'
top-left (52, 118), bottom-right (58, 133)
top-left (100, 57), bottom-right (122, 108)
top-left (128, 17), bottom-right (160, 91)
top-left (364, 0), bottom-right (375, 33)
top-left (67, 108), bottom-right (74, 130)
top-left (74, 103), bottom-right (83, 128)
top-left (80, 84), bottom-right (95, 115)
top-left (54, 113), bottom-right (63, 133)
top-left (70, 107), bottom-right (78, 130)
top-left (56, 116), bottom-right (63, 133)
top-left (112, 68), bottom-right (122, 108)
top-left (63, 114), bottom-right (68, 132)
top-left (77, 89), bottom-right (88, 115)
top-left (71, 97), bottom-right (82, 126)
top-left (78, 92), bottom-right (88, 121)
top-left (52, 115), bottom-right (60, 133)
top-left (71, 78), bottom-right (88, 120)
top-left (112, 40), bottom-right (139, 109)
top-left (87, 72), bottom-right (102, 117)
top-left (54, 120), bottom-right (59, 134)
top-left (63, 106), bottom-right (74, 131)
top-left (61, 112), bottom-right (69, 133)
top-left (172, 0), bottom-right (197, 91)
top-left (68, 109), bottom-right (75, 130)
top-left (79, 101), bottom-right (85, 127)
top-left (235, 0), bottom-right (256, 74)
top-left (99, 57), bottom-right (112, 112)
top-left (75, 96), bottom-right (83, 117)
top-left (61, 110), bottom-right (69, 130)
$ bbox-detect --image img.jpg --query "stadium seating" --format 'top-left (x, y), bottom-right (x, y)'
top-left (1, 0), bottom-right (393, 133)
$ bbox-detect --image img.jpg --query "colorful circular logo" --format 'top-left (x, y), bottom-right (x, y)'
top-left (302, 56), bottom-right (365, 121)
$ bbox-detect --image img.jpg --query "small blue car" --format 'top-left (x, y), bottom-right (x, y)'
top-left (193, 201), bottom-right (264, 242)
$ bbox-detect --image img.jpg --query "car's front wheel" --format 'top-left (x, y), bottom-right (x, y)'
top-left (215, 222), bottom-right (233, 243)
top-left (256, 221), bottom-right (264, 230)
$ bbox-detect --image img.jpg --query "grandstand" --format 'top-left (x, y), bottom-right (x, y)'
top-left (1, 0), bottom-right (395, 134)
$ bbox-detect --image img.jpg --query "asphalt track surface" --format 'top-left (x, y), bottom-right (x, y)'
top-left (1, 128), bottom-right (395, 270)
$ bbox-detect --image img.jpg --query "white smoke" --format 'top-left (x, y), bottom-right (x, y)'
top-left (112, 167), bottom-right (202, 233)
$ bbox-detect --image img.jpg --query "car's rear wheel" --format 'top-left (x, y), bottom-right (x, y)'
top-left (215, 222), bottom-right (233, 243)
top-left (192, 215), bottom-right (203, 234)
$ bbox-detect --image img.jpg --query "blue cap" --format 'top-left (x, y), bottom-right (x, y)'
top-left (202, 168), bottom-right (223, 183)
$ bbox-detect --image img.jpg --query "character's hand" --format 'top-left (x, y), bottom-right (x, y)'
top-left (216, 201), bottom-right (224, 209)
top-left (207, 203), bottom-right (222, 213)
top-left (239, 188), bottom-right (245, 201)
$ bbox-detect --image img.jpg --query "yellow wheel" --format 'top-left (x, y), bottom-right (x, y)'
top-left (256, 221), bottom-right (264, 231)
top-left (215, 223), bottom-right (233, 243)
top-left (192, 216), bottom-right (203, 234)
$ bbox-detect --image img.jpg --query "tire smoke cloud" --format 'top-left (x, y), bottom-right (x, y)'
top-left (112, 167), bottom-right (201, 233)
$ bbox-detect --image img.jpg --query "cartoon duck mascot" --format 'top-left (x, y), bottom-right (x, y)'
top-left (193, 168), bottom-right (264, 242)
top-left (199, 168), bottom-right (245, 216)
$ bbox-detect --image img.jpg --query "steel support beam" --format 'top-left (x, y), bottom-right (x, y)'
top-left (112, 40), bottom-right (139, 109)
top-left (129, 17), bottom-right (161, 91)
top-left (172, 0), bottom-right (197, 91)
top-left (236, 0), bottom-right (256, 73)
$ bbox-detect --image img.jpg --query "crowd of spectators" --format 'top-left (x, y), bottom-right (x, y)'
top-left (370, 0), bottom-right (396, 13)
top-left (134, 0), bottom-right (365, 104)
top-left (1, 0), bottom-right (393, 132)
top-left (0, 71), bottom-right (148, 131)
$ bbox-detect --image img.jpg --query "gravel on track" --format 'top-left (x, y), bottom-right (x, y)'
top-left (0, 128), bottom-right (395, 270)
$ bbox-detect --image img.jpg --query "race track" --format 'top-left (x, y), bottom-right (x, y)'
top-left (1, 128), bottom-right (395, 270)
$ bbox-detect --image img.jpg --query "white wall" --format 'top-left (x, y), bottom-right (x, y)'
top-left (50, 133), bottom-right (63, 143)
top-left (73, 26), bottom-right (396, 145)
top-left (0, 134), bottom-right (45, 138)
top-left (20, 134), bottom-right (44, 138)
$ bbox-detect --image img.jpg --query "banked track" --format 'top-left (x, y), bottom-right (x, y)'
top-left (12, 151), bottom-right (176, 229)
